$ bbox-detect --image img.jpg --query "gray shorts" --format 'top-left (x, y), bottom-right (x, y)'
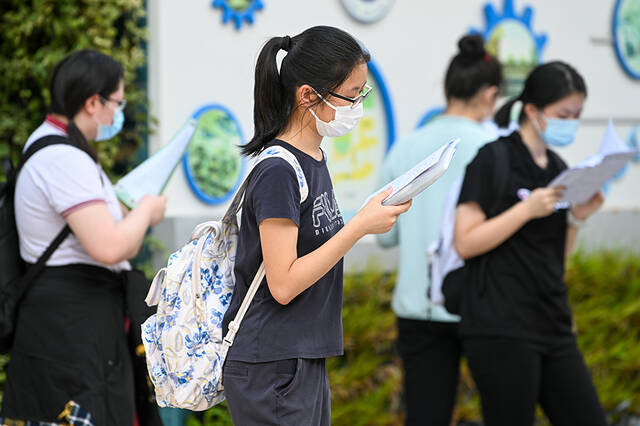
top-left (223, 357), bottom-right (330, 426)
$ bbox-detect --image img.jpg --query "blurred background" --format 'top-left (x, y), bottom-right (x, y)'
top-left (0, 0), bottom-right (639, 425)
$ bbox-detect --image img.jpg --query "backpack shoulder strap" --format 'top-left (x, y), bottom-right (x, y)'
top-left (17, 135), bottom-right (74, 172)
top-left (1, 135), bottom-right (73, 196)
top-left (254, 145), bottom-right (309, 203)
top-left (13, 135), bottom-right (73, 296)
top-left (487, 139), bottom-right (510, 217)
top-left (221, 145), bottom-right (308, 224)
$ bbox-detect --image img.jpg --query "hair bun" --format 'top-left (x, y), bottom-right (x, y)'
top-left (458, 34), bottom-right (486, 62)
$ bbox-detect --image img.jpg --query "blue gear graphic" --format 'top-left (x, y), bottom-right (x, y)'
top-left (211, 0), bottom-right (264, 30)
top-left (472, 0), bottom-right (547, 57)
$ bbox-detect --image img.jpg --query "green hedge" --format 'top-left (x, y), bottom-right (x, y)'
top-left (0, 0), bottom-right (148, 176)
top-left (567, 251), bottom-right (640, 423)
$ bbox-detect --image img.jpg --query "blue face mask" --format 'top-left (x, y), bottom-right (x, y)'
top-left (533, 114), bottom-right (579, 147)
top-left (95, 109), bottom-right (124, 141)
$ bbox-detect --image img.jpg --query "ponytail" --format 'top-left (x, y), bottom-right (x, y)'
top-left (242, 26), bottom-right (370, 157)
top-left (494, 97), bottom-right (520, 128)
top-left (242, 36), bottom-right (293, 157)
top-left (67, 120), bottom-right (98, 162)
top-left (494, 61), bottom-right (587, 128)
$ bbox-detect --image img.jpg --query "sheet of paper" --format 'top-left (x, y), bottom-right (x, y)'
top-left (548, 120), bottom-right (638, 205)
top-left (362, 138), bottom-right (459, 207)
top-left (115, 119), bottom-right (197, 208)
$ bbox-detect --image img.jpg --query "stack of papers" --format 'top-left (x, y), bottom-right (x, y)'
top-left (549, 120), bottom-right (639, 205)
top-left (115, 119), bottom-right (197, 208)
top-left (368, 138), bottom-right (459, 207)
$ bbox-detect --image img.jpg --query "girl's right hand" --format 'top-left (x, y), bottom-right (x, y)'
top-left (523, 187), bottom-right (564, 219)
top-left (139, 194), bottom-right (167, 226)
top-left (352, 188), bottom-right (412, 237)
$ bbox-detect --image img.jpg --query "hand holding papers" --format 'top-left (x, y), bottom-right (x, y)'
top-left (548, 120), bottom-right (638, 205)
top-left (115, 120), bottom-right (197, 208)
top-left (372, 138), bottom-right (459, 206)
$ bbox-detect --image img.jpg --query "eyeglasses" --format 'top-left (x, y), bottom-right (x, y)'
top-left (325, 83), bottom-right (373, 109)
top-left (100, 95), bottom-right (127, 112)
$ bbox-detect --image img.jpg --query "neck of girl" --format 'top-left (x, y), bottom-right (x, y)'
top-left (520, 120), bottom-right (549, 168)
top-left (277, 109), bottom-right (324, 161)
top-left (48, 113), bottom-right (69, 125)
top-left (444, 99), bottom-right (485, 123)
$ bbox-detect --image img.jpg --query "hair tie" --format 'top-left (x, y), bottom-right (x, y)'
top-left (281, 35), bottom-right (291, 52)
top-left (483, 52), bottom-right (492, 62)
top-left (276, 36), bottom-right (292, 76)
top-left (510, 100), bottom-right (524, 123)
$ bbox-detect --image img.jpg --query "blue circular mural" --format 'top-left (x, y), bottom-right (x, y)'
top-left (183, 104), bottom-right (246, 205)
top-left (613, 0), bottom-right (640, 80)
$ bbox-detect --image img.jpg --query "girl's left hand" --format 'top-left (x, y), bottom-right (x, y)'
top-left (572, 191), bottom-right (605, 220)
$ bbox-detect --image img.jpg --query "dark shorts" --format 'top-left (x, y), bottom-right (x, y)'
top-left (223, 357), bottom-right (330, 426)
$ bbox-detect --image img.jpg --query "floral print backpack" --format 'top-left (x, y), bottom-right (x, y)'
top-left (141, 146), bottom-right (308, 410)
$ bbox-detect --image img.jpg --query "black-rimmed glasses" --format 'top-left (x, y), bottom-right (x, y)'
top-left (100, 95), bottom-right (127, 112)
top-left (326, 83), bottom-right (373, 109)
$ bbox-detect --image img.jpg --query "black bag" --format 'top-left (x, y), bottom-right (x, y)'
top-left (440, 140), bottom-right (510, 315)
top-left (442, 266), bottom-right (467, 315)
top-left (124, 269), bottom-right (163, 426)
top-left (0, 135), bottom-right (73, 353)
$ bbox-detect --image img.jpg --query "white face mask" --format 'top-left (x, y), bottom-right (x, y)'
top-left (308, 92), bottom-right (363, 138)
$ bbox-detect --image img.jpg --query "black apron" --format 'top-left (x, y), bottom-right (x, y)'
top-left (1, 264), bottom-right (135, 425)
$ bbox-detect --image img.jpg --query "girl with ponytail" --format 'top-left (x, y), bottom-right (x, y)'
top-left (221, 26), bottom-right (411, 425)
top-left (453, 61), bottom-right (607, 425)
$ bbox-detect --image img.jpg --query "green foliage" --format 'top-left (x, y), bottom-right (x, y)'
top-left (567, 251), bottom-right (640, 421)
top-left (185, 402), bottom-right (233, 426)
top-left (0, 0), bottom-right (148, 176)
top-left (328, 267), bottom-right (403, 426)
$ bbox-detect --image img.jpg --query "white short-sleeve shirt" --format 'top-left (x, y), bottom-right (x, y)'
top-left (14, 116), bottom-right (131, 271)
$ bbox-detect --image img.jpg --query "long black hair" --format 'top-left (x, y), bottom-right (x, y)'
top-left (494, 61), bottom-right (587, 128)
top-left (49, 49), bottom-right (124, 162)
top-left (242, 26), bottom-right (370, 157)
top-left (444, 34), bottom-right (502, 101)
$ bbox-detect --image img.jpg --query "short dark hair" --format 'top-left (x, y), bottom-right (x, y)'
top-left (49, 49), bottom-right (123, 161)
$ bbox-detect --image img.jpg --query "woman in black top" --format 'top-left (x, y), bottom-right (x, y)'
top-left (221, 27), bottom-right (411, 425)
top-left (454, 62), bottom-right (607, 426)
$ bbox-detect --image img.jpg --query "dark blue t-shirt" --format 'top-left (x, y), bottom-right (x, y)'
top-left (223, 140), bottom-right (345, 362)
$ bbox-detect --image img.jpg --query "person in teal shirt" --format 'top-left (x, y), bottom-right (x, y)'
top-left (376, 34), bottom-right (502, 426)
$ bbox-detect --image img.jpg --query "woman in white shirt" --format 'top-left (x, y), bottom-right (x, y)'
top-left (1, 49), bottom-right (166, 425)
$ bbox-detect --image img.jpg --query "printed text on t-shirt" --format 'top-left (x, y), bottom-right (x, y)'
top-left (312, 191), bottom-right (344, 236)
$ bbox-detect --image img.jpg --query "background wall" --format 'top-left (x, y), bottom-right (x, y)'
top-left (147, 0), bottom-right (640, 268)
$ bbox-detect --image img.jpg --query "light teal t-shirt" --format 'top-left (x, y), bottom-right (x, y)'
top-left (376, 115), bottom-right (494, 322)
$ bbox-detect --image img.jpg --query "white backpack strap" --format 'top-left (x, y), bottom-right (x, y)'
top-left (145, 268), bottom-right (166, 306)
top-left (428, 178), bottom-right (464, 305)
top-left (221, 262), bottom-right (265, 352)
top-left (221, 145), bottom-right (308, 225)
top-left (255, 145), bottom-right (308, 203)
